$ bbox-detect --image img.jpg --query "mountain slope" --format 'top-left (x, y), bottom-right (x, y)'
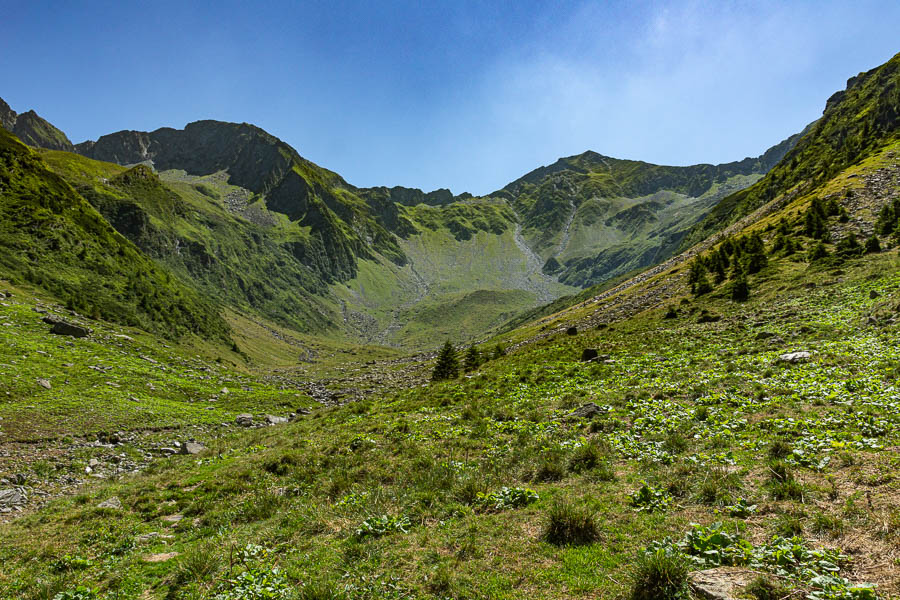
top-left (0, 128), bottom-right (226, 339)
top-left (681, 51), bottom-right (900, 250)
top-left (490, 135), bottom-right (803, 288)
top-left (0, 97), bottom-right (74, 151)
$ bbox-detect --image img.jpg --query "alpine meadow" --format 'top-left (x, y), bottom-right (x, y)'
top-left (1, 5), bottom-right (900, 600)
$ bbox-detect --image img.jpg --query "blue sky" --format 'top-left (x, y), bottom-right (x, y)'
top-left (2, 1), bottom-right (899, 195)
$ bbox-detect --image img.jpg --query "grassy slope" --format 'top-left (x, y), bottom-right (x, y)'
top-left (1, 130), bottom-right (898, 600)
top-left (332, 205), bottom-right (575, 348)
top-left (682, 51), bottom-right (900, 251)
top-left (37, 151), bottom-right (340, 335)
top-left (0, 129), bottom-right (227, 340)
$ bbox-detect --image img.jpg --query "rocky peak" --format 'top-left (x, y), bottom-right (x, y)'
top-left (0, 97), bottom-right (74, 152)
top-left (0, 97), bottom-right (16, 131)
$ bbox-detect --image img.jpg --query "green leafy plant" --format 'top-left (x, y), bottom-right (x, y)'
top-left (630, 482), bottom-right (673, 512)
top-left (355, 514), bottom-right (411, 539)
top-left (475, 486), bottom-right (538, 511)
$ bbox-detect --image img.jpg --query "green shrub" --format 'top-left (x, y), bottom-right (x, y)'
top-left (745, 576), bottom-right (792, 600)
top-left (541, 501), bottom-right (600, 546)
top-left (629, 548), bottom-right (689, 600)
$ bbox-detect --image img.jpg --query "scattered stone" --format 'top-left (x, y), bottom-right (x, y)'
top-left (114, 334), bottom-right (134, 341)
top-left (235, 413), bottom-right (254, 427)
top-left (36, 378), bottom-right (51, 390)
top-left (161, 514), bottom-right (183, 523)
top-left (567, 402), bottom-right (605, 419)
top-left (97, 496), bottom-right (122, 510)
top-left (49, 321), bottom-right (90, 338)
top-left (88, 458), bottom-right (100, 468)
top-left (0, 488), bottom-right (25, 506)
top-left (566, 326), bottom-right (578, 336)
top-left (41, 315), bottom-right (60, 325)
top-left (159, 447), bottom-right (178, 455)
top-left (777, 351), bottom-right (811, 364)
top-left (140, 355), bottom-right (158, 364)
top-left (265, 414), bottom-right (288, 425)
top-left (220, 387), bottom-right (229, 395)
top-left (580, 348), bottom-right (599, 362)
top-left (688, 567), bottom-right (756, 600)
top-left (179, 442), bottom-right (205, 455)
top-left (144, 552), bottom-right (179, 562)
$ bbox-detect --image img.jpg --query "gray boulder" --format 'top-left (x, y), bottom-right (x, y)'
top-left (567, 402), bottom-right (605, 419)
top-left (235, 413), bottom-right (254, 427)
top-left (97, 496), bottom-right (122, 510)
top-left (50, 321), bottom-right (90, 338)
top-left (689, 567), bottom-right (756, 599)
top-left (777, 351), bottom-right (811, 364)
top-left (265, 415), bottom-right (288, 425)
top-left (0, 488), bottom-right (25, 506)
top-left (179, 442), bottom-right (205, 455)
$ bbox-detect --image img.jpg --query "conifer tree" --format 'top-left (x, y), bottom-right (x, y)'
top-left (804, 199), bottom-right (828, 240)
top-left (432, 341), bottom-right (459, 381)
top-left (742, 232), bottom-right (768, 274)
top-left (463, 346), bottom-right (481, 372)
top-left (692, 263), bottom-right (713, 296)
top-left (865, 235), bottom-right (881, 254)
top-left (730, 267), bottom-right (749, 302)
top-left (808, 241), bottom-right (829, 262)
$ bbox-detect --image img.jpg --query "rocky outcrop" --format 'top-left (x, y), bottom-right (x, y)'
top-left (0, 97), bottom-right (74, 151)
top-left (0, 97), bottom-right (16, 131)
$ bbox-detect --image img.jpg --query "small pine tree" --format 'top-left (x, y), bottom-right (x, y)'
top-left (865, 235), bottom-right (881, 254)
top-left (837, 206), bottom-right (849, 223)
top-left (463, 346), bottom-right (481, 372)
top-left (432, 341), bottom-right (459, 381)
top-left (876, 203), bottom-right (896, 235)
top-left (742, 232), bottom-right (768, 274)
top-left (836, 233), bottom-right (863, 257)
top-left (804, 199), bottom-right (828, 240)
top-left (808, 241), bottom-right (829, 262)
top-left (730, 269), bottom-right (749, 302)
top-left (693, 269), bottom-right (713, 296)
top-left (492, 343), bottom-right (506, 360)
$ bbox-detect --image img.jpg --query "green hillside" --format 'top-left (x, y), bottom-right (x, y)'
top-left (0, 128), bottom-right (226, 339)
top-left (682, 51), bottom-right (900, 250)
top-left (491, 137), bottom-right (802, 288)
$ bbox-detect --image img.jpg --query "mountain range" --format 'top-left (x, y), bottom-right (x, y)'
top-left (0, 91), bottom-right (806, 348)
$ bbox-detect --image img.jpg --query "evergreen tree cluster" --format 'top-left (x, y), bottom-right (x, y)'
top-left (432, 342), bottom-right (507, 381)
top-left (875, 197), bottom-right (900, 238)
top-left (687, 231), bottom-right (769, 301)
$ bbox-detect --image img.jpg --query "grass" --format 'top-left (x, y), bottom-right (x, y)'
top-left (3, 242), bottom-right (900, 597)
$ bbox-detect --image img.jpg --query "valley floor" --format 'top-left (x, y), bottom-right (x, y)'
top-left (2, 247), bottom-right (900, 599)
